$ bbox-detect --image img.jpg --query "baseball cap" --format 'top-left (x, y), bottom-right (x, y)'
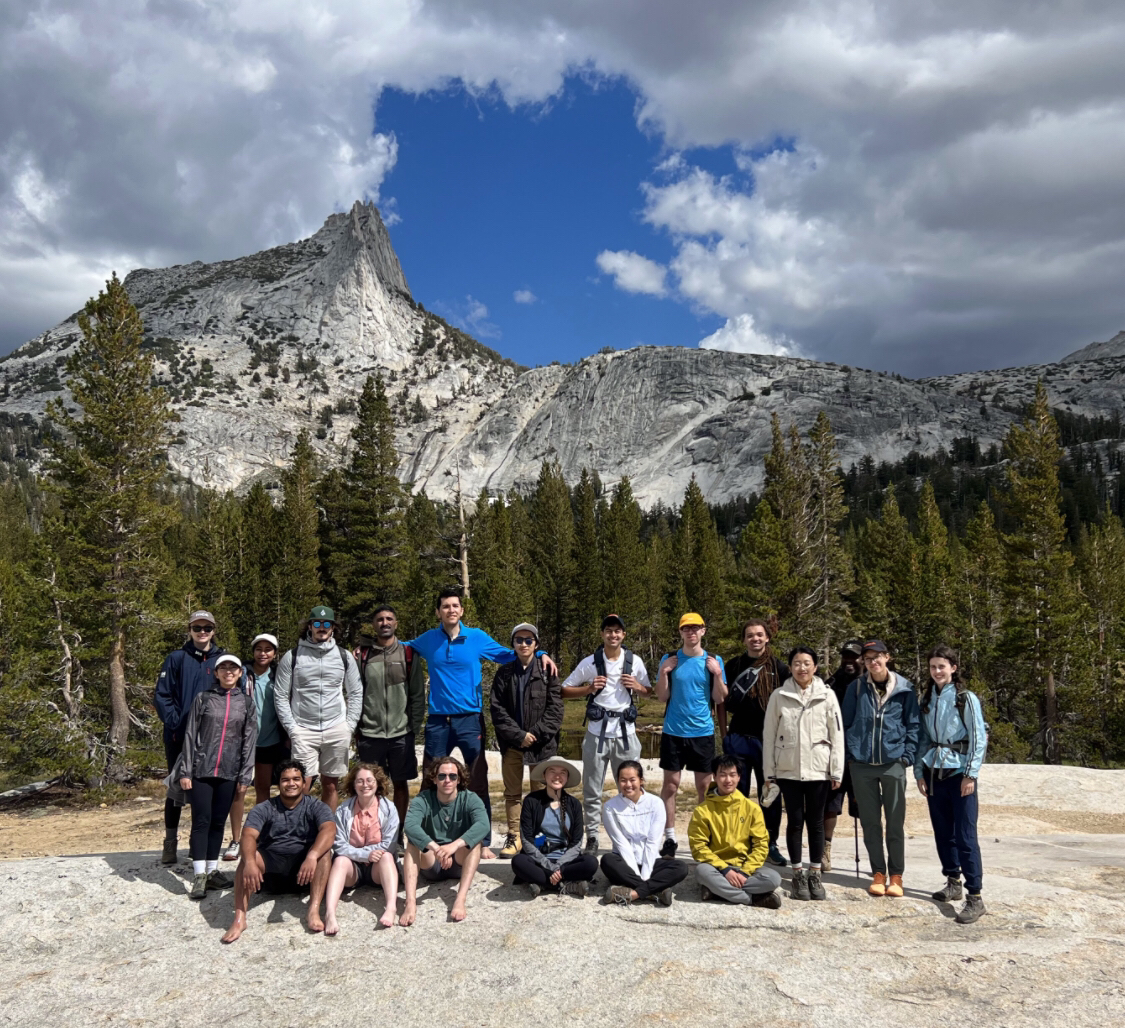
top-left (678, 612), bottom-right (705, 628)
top-left (188, 610), bottom-right (216, 627)
top-left (601, 614), bottom-right (626, 630)
top-left (214, 653), bottom-right (242, 669)
top-left (251, 633), bottom-right (279, 650)
top-left (841, 640), bottom-right (864, 657)
top-left (309, 605), bottom-right (335, 622)
top-left (510, 622), bottom-right (539, 642)
top-left (862, 639), bottom-right (889, 654)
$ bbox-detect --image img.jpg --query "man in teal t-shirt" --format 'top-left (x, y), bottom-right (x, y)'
top-left (655, 613), bottom-right (727, 858)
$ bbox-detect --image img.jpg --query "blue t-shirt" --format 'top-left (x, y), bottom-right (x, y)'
top-left (404, 625), bottom-right (516, 716)
top-left (659, 649), bottom-right (724, 738)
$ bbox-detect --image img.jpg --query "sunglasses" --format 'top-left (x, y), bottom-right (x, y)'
top-left (311, 620), bottom-right (334, 629)
top-left (513, 636), bottom-right (536, 646)
top-left (190, 625), bottom-right (214, 633)
top-left (435, 772), bottom-right (459, 781)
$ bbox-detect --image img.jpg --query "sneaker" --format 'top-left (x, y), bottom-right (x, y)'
top-left (656, 887), bottom-right (674, 907)
top-left (660, 838), bottom-right (678, 859)
top-left (767, 843), bottom-right (787, 867)
top-left (820, 839), bottom-right (832, 873)
top-left (932, 876), bottom-right (963, 903)
top-left (499, 833), bottom-right (520, 858)
top-left (527, 883), bottom-right (541, 899)
top-left (561, 880), bottom-right (589, 899)
top-left (886, 874), bottom-right (904, 898)
top-left (790, 868), bottom-right (811, 901)
top-left (188, 873), bottom-right (208, 900)
top-left (606, 885), bottom-right (633, 906)
top-left (161, 835), bottom-right (178, 866)
top-left (868, 871), bottom-right (887, 897)
top-left (584, 835), bottom-right (599, 856)
top-left (699, 883), bottom-right (713, 902)
top-left (222, 839), bottom-right (240, 862)
top-left (751, 889), bottom-right (782, 909)
top-left (955, 894), bottom-right (986, 924)
top-left (808, 869), bottom-right (826, 900)
top-left (207, 870), bottom-right (234, 891)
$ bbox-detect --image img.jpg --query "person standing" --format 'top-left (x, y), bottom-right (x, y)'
top-left (916, 644), bottom-right (988, 924)
top-left (717, 618), bottom-right (789, 866)
top-left (761, 647), bottom-right (843, 901)
top-left (821, 640), bottom-right (863, 871)
top-left (841, 639), bottom-right (920, 898)
top-left (560, 614), bottom-right (653, 855)
top-left (655, 613), bottom-right (727, 858)
top-left (354, 605), bottom-right (426, 837)
top-left (153, 610), bottom-right (228, 865)
top-left (274, 606), bottom-right (363, 811)
top-left (172, 652), bottom-right (258, 899)
top-left (602, 760), bottom-right (690, 906)
top-left (490, 622), bottom-right (563, 858)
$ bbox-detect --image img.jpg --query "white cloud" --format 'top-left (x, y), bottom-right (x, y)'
top-left (513, 288), bottom-right (537, 304)
top-left (595, 249), bottom-right (668, 297)
top-left (435, 294), bottom-right (500, 339)
top-left (699, 314), bottom-right (798, 357)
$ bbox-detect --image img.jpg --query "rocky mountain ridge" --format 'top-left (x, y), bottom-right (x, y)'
top-left (2, 201), bottom-right (1123, 506)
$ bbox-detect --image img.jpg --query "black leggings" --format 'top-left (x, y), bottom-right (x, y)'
top-left (164, 735), bottom-right (183, 833)
top-left (778, 779), bottom-right (830, 866)
top-left (188, 777), bottom-right (238, 861)
top-left (600, 852), bottom-right (690, 899)
top-left (511, 852), bottom-right (598, 888)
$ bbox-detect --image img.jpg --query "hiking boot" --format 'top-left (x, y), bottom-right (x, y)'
top-left (868, 872), bottom-right (887, 896)
top-left (561, 880), bottom-right (588, 899)
top-left (188, 873), bottom-right (208, 900)
top-left (932, 876), bottom-right (963, 903)
top-left (955, 894), bottom-right (986, 924)
top-left (767, 843), bottom-right (787, 867)
top-left (584, 835), bottom-right (599, 856)
top-left (161, 834), bottom-right (178, 866)
top-left (656, 887), bottom-right (674, 907)
top-left (886, 874), bottom-right (904, 898)
top-left (606, 884), bottom-right (633, 906)
top-left (660, 838), bottom-right (678, 859)
top-left (499, 832), bottom-right (520, 858)
top-left (820, 839), bottom-right (832, 872)
top-left (808, 869), bottom-right (826, 900)
top-left (222, 839), bottom-right (240, 862)
top-left (752, 889), bottom-right (782, 909)
top-left (207, 870), bottom-right (234, 891)
top-left (790, 868), bottom-right (811, 901)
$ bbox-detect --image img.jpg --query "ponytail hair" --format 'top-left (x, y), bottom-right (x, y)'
top-left (921, 643), bottom-right (964, 714)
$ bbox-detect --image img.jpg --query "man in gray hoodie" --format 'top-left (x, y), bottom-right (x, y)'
top-left (275, 606), bottom-right (363, 810)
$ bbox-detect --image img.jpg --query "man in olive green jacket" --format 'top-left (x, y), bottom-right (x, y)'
top-left (355, 605), bottom-right (427, 834)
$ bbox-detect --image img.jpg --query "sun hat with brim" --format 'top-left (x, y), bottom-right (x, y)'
top-left (530, 757), bottom-right (583, 789)
top-left (214, 654), bottom-right (242, 669)
top-left (251, 633), bottom-right (279, 650)
top-left (678, 612), bottom-right (705, 628)
top-left (188, 610), bottom-right (216, 627)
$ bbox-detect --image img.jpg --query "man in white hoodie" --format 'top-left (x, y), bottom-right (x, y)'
top-left (275, 605), bottom-right (363, 811)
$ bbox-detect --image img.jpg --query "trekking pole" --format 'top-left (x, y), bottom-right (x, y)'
top-left (854, 816), bottom-right (860, 879)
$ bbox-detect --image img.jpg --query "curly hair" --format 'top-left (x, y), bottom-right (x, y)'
top-left (427, 755), bottom-right (469, 788)
top-left (342, 762), bottom-right (390, 798)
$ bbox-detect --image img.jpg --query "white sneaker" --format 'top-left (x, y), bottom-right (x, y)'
top-left (222, 839), bottom-right (240, 861)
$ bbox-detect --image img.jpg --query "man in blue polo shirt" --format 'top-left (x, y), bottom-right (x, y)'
top-left (404, 586), bottom-right (557, 854)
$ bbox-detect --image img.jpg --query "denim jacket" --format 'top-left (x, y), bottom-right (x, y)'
top-left (841, 671), bottom-right (920, 765)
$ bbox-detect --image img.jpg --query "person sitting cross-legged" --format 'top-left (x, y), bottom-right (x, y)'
top-left (401, 757), bottom-right (489, 925)
top-left (221, 759), bottom-right (336, 943)
top-left (511, 757), bottom-right (598, 898)
top-left (688, 753), bottom-right (783, 908)
top-left (601, 760), bottom-right (690, 907)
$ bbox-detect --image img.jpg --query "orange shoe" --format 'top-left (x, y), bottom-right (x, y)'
top-left (868, 872), bottom-right (887, 896)
top-left (886, 875), bottom-right (904, 897)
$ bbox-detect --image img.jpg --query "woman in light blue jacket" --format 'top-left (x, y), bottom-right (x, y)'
top-left (915, 644), bottom-right (987, 925)
top-left (323, 763), bottom-right (401, 933)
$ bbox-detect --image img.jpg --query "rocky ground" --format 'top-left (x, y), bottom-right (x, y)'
top-left (1, 762), bottom-right (1123, 1027)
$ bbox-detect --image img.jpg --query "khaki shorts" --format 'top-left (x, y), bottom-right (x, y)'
top-left (289, 720), bottom-right (352, 778)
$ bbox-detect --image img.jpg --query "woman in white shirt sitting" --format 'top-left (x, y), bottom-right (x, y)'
top-left (601, 760), bottom-right (690, 906)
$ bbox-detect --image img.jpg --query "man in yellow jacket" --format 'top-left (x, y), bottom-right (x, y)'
top-left (688, 754), bottom-right (783, 908)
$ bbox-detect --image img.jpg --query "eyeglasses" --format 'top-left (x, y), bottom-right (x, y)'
top-left (311, 620), bottom-right (333, 629)
top-left (680, 625), bottom-right (704, 632)
top-left (435, 772), bottom-right (459, 781)
top-left (513, 637), bottom-right (536, 646)
top-left (190, 625), bottom-right (214, 633)
top-left (216, 665), bottom-right (241, 673)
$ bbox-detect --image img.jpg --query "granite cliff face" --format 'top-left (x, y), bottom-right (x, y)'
top-left (2, 202), bottom-right (1123, 506)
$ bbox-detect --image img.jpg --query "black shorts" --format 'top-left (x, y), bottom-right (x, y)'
top-left (355, 731), bottom-right (418, 781)
top-left (659, 732), bottom-right (716, 773)
top-left (343, 857), bottom-right (402, 890)
top-left (262, 871), bottom-right (309, 895)
top-left (260, 849), bottom-right (310, 891)
top-left (824, 764), bottom-right (853, 817)
top-left (255, 742), bottom-right (289, 767)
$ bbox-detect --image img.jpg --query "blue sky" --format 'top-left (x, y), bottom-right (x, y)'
top-left (375, 79), bottom-right (726, 367)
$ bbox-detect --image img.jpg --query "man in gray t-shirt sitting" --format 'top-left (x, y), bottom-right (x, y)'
top-left (221, 760), bottom-right (336, 943)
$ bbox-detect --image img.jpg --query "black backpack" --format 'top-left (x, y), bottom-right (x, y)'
top-left (286, 643), bottom-right (355, 702)
top-left (584, 645), bottom-right (634, 726)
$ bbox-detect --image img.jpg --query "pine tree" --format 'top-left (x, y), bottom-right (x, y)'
top-left (737, 500), bottom-right (793, 627)
top-left (238, 481), bottom-right (283, 642)
top-left (601, 477), bottom-right (647, 634)
top-left (470, 490), bottom-right (534, 641)
top-left (44, 273), bottom-right (174, 778)
top-left (673, 476), bottom-right (728, 632)
top-left (277, 429), bottom-right (322, 645)
top-left (528, 461), bottom-right (576, 663)
top-left (400, 491), bottom-right (454, 639)
top-left (915, 480), bottom-right (957, 652)
top-left (571, 468), bottom-right (603, 654)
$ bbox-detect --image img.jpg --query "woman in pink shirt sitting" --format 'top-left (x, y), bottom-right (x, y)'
top-left (324, 763), bottom-right (401, 933)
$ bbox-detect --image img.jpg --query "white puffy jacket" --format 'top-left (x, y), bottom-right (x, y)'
top-left (762, 676), bottom-right (845, 783)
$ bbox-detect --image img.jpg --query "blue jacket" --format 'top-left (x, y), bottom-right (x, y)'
top-left (841, 671), bottom-right (920, 766)
top-left (914, 685), bottom-right (986, 780)
top-left (404, 625), bottom-right (516, 716)
top-left (153, 641), bottom-right (227, 741)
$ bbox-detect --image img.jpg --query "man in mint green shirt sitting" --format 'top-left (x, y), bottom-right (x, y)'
top-left (400, 755), bottom-right (489, 926)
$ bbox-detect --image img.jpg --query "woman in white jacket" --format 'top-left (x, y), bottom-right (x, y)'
top-left (323, 763), bottom-right (400, 933)
top-left (763, 647), bottom-right (844, 902)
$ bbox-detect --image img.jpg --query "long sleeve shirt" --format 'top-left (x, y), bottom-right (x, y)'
top-left (403, 788), bottom-right (490, 850)
top-left (603, 789), bottom-right (664, 879)
top-left (403, 625), bottom-right (516, 716)
top-left (333, 796), bottom-right (400, 862)
top-left (688, 789), bottom-right (769, 874)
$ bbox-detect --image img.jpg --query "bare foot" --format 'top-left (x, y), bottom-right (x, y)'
top-left (450, 903), bottom-right (467, 922)
top-left (220, 913), bottom-right (246, 944)
top-left (306, 912), bottom-right (325, 933)
top-left (481, 846), bottom-right (496, 860)
top-left (323, 913), bottom-right (339, 936)
top-left (379, 907), bottom-right (396, 928)
top-left (399, 904), bottom-right (416, 927)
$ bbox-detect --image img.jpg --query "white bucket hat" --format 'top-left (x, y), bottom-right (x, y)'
top-left (530, 757), bottom-right (583, 789)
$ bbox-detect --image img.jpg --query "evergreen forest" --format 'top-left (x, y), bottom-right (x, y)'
top-left (2, 279), bottom-right (1124, 785)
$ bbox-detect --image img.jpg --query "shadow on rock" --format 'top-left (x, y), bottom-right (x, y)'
top-left (99, 850), bottom-right (193, 897)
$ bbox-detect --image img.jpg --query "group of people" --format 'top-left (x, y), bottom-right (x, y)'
top-left (153, 590), bottom-right (989, 942)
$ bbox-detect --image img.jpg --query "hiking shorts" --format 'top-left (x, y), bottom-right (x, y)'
top-left (356, 731), bottom-right (418, 781)
top-left (289, 720), bottom-right (351, 778)
top-left (659, 732), bottom-right (715, 773)
top-left (419, 860), bottom-right (464, 882)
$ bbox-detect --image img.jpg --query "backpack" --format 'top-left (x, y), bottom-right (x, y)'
top-left (584, 646), bottom-right (634, 726)
top-left (286, 643), bottom-right (355, 702)
top-left (953, 689), bottom-right (990, 754)
top-left (355, 644), bottom-right (415, 685)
